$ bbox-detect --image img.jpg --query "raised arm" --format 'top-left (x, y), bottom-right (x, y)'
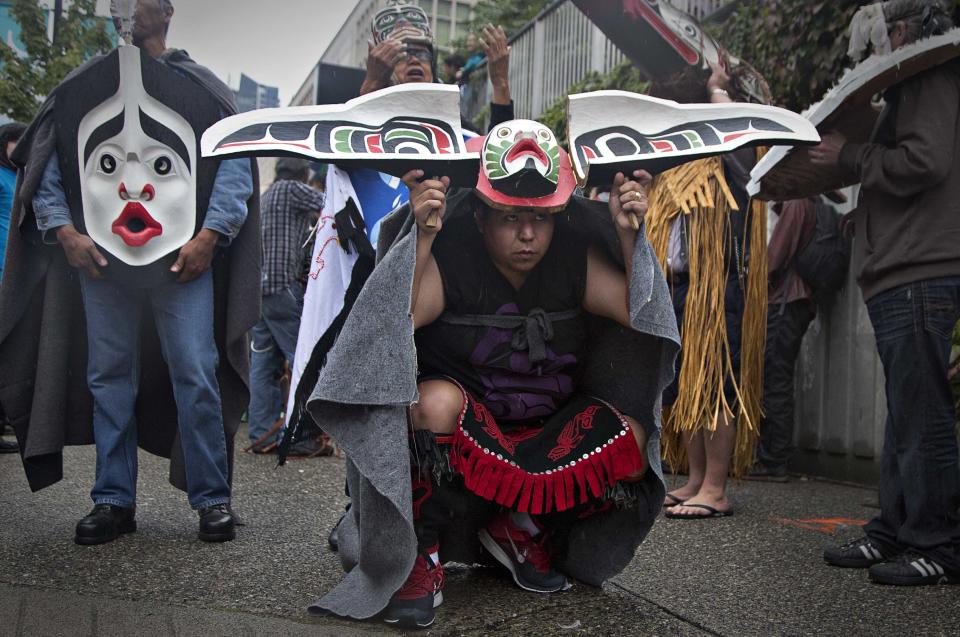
top-left (583, 170), bottom-right (651, 329)
top-left (360, 37), bottom-right (406, 96)
top-left (481, 24), bottom-right (511, 107)
top-left (401, 169), bottom-right (450, 329)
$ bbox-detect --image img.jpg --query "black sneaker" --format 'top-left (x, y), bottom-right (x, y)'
top-left (382, 549), bottom-right (444, 630)
top-left (744, 463), bottom-right (788, 483)
top-left (824, 536), bottom-right (891, 568)
top-left (478, 511), bottom-right (568, 593)
top-left (869, 551), bottom-right (957, 586)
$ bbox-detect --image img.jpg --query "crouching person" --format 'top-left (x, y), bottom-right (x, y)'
top-left (302, 121), bottom-right (679, 630)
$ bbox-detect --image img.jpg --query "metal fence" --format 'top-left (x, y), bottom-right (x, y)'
top-left (777, 191), bottom-right (887, 483)
top-left (461, 0), bottom-right (626, 126)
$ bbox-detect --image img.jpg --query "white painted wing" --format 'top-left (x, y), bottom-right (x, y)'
top-left (567, 90), bottom-right (819, 187)
top-left (201, 84), bottom-right (480, 186)
top-left (748, 28), bottom-right (960, 200)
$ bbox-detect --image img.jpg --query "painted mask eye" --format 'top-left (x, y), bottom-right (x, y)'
top-left (153, 156), bottom-right (173, 176)
top-left (497, 127), bottom-right (511, 138)
top-left (538, 129), bottom-right (551, 141)
top-left (99, 153), bottom-right (117, 175)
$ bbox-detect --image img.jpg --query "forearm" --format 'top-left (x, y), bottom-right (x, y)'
top-left (360, 78), bottom-right (383, 96)
top-left (619, 229), bottom-right (636, 295)
top-left (620, 234), bottom-right (636, 274)
top-left (491, 78), bottom-right (510, 105)
top-left (203, 158), bottom-right (253, 243)
top-left (33, 151), bottom-right (74, 242)
top-left (411, 232), bottom-right (435, 315)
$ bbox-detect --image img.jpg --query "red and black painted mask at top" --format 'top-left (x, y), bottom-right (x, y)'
top-left (572, 0), bottom-right (773, 105)
top-left (54, 45), bottom-right (222, 286)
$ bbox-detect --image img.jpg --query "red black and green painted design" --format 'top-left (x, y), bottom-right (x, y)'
top-left (567, 91), bottom-right (820, 185)
top-left (449, 384), bottom-right (645, 515)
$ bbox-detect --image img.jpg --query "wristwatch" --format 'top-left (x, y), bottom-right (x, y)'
top-left (710, 87), bottom-right (730, 97)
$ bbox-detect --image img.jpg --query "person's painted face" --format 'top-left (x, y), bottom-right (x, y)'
top-left (77, 45), bottom-right (196, 267)
top-left (394, 44), bottom-right (434, 84)
top-left (478, 207), bottom-right (555, 283)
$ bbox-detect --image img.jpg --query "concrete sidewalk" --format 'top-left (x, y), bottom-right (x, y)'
top-left (0, 441), bottom-right (956, 636)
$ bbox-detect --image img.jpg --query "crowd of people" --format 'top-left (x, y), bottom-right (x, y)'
top-left (0, 0), bottom-right (958, 632)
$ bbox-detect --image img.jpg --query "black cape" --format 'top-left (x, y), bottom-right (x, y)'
top-left (0, 48), bottom-right (261, 493)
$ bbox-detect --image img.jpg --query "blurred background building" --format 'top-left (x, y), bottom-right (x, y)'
top-left (233, 73), bottom-right (280, 112)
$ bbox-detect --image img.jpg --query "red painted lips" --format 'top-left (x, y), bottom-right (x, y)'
top-left (505, 138), bottom-right (549, 166)
top-left (111, 202), bottom-right (163, 247)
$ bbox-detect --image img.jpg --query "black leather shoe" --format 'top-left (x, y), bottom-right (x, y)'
top-left (0, 439), bottom-right (18, 454)
top-left (198, 504), bottom-right (236, 542)
top-left (74, 504), bottom-right (136, 545)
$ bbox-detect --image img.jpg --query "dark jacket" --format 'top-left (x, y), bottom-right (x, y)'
top-left (0, 49), bottom-right (261, 493)
top-left (840, 58), bottom-right (960, 301)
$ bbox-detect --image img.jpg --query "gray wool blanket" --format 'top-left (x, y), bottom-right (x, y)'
top-left (305, 190), bottom-right (680, 619)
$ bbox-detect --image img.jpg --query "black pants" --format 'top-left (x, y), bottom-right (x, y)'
top-left (756, 300), bottom-right (815, 470)
top-left (863, 278), bottom-right (960, 572)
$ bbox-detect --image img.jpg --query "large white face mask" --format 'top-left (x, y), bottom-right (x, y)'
top-left (77, 45), bottom-right (197, 267)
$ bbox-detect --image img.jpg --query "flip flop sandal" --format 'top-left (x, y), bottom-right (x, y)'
top-left (664, 503), bottom-right (734, 519)
top-left (663, 493), bottom-right (686, 508)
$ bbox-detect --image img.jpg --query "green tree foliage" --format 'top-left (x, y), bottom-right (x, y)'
top-left (0, 0), bottom-right (114, 122)
top-left (538, 61), bottom-right (648, 144)
top-left (717, 0), bottom-right (960, 112)
top-left (465, 0), bottom-right (552, 36)
top-left (447, 0), bottom-right (551, 56)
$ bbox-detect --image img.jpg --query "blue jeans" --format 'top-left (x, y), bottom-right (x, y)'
top-left (80, 270), bottom-right (230, 510)
top-left (247, 283), bottom-right (303, 443)
top-left (864, 277), bottom-right (960, 572)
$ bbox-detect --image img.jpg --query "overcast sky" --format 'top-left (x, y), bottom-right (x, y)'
top-left (94, 0), bottom-right (360, 105)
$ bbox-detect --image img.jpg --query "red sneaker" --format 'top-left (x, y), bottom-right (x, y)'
top-left (382, 548), bottom-right (444, 629)
top-left (478, 512), bottom-right (568, 593)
